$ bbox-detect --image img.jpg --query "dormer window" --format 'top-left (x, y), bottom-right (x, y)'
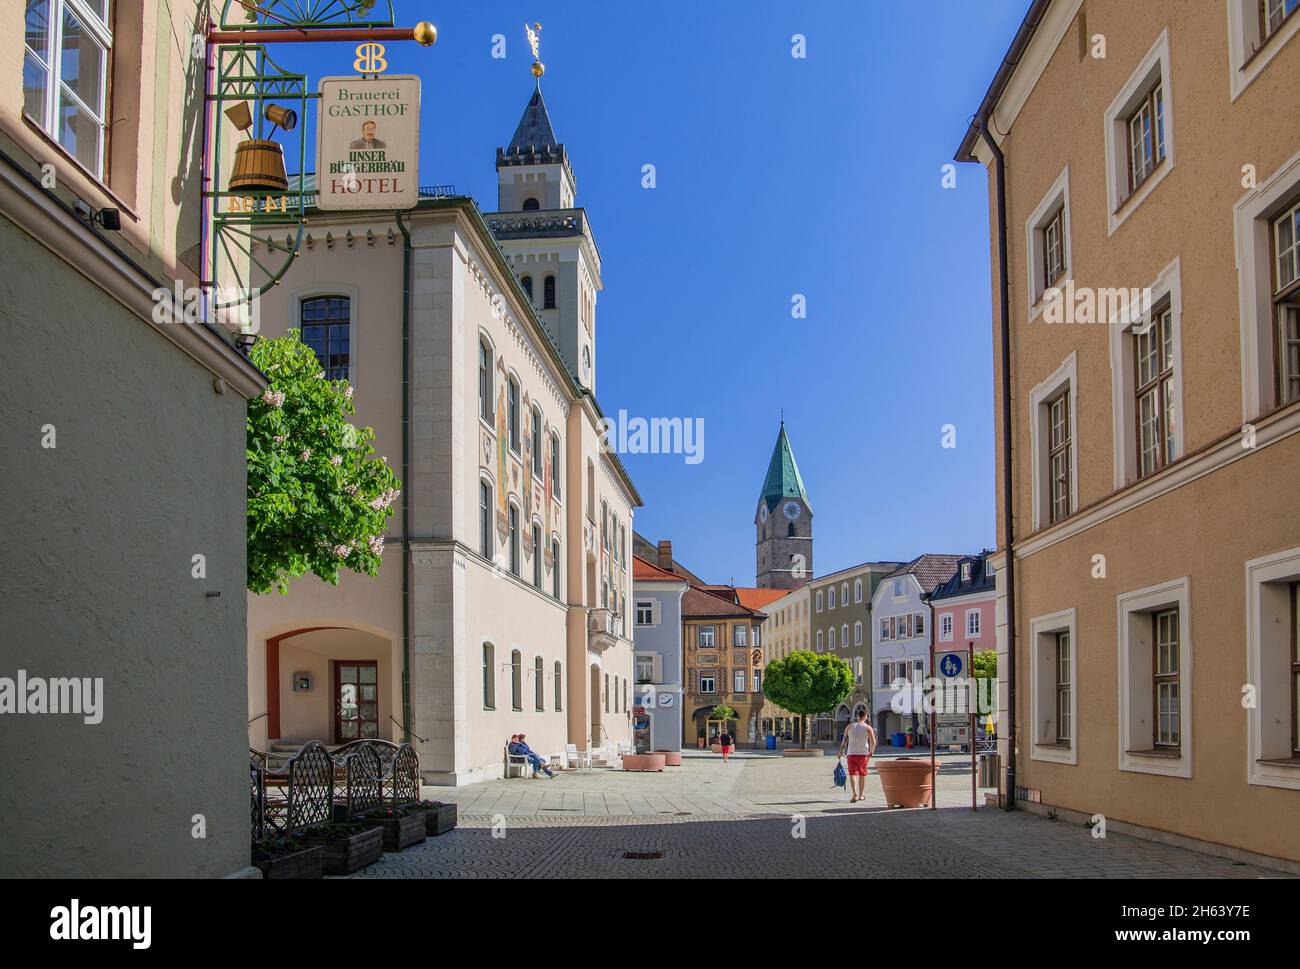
top-left (960, 562), bottom-right (972, 583)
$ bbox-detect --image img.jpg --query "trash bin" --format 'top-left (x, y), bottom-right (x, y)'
top-left (765, 735), bottom-right (776, 750)
top-left (891, 732), bottom-right (907, 748)
top-left (977, 753), bottom-right (1000, 788)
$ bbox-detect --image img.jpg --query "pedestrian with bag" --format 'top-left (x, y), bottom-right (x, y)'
top-left (838, 707), bottom-right (877, 803)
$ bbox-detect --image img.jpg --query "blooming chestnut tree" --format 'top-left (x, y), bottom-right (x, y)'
top-left (246, 331), bottom-right (400, 594)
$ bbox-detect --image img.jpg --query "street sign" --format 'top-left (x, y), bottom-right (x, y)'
top-left (937, 651), bottom-right (964, 677)
top-left (316, 75), bottom-right (420, 210)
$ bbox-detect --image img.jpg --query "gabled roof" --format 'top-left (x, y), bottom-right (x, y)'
top-left (682, 584), bottom-right (767, 620)
top-left (630, 532), bottom-right (707, 586)
top-left (633, 554), bottom-right (687, 584)
top-left (928, 550), bottom-right (997, 601)
top-left (734, 587), bottom-right (791, 612)
top-left (759, 422), bottom-right (810, 513)
top-left (883, 554), bottom-right (966, 595)
top-left (507, 85), bottom-right (558, 153)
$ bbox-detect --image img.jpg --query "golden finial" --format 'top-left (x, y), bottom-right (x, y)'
top-left (526, 22), bottom-right (544, 78)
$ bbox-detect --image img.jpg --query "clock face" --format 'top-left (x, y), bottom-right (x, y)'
top-left (783, 501), bottom-right (801, 521)
top-left (759, 504), bottom-right (769, 522)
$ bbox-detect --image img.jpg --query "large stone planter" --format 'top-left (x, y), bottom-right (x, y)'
top-left (623, 753), bottom-right (666, 772)
top-left (654, 750), bottom-right (682, 766)
top-left (875, 758), bottom-right (934, 808)
top-left (781, 748), bottom-right (824, 757)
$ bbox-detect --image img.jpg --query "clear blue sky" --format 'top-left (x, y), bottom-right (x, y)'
top-left (273, 0), bottom-right (1028, 584)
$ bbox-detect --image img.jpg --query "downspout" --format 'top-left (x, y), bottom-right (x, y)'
top-left (977, 114), bottom-right (1017, 810)
top-left (396, 210), bottom-right (413, 743)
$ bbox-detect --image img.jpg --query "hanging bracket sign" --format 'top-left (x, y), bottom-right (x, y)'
top-left (316, 74), bottom-right (420, 210)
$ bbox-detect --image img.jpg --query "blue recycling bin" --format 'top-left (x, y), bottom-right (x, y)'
top-left (891, 732), bottom-right (907, 748)
top-left (765, 735), bottom-right (776, 750)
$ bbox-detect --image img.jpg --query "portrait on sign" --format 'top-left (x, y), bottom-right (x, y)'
top-left (315, 75), bottom-right (420, 211)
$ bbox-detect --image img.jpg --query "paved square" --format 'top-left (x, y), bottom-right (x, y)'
top-left (343, 751), bottom-right (1290, 879)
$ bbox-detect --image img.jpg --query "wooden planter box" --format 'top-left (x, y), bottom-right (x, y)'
top-left (299, 826), bottom-right (384, 875)
top-left (409, 802), bottom-right (457, 836)
top-left (253, 845), bottom-right (325, 880)
top-left (364, 812), bottom-right (427, 851)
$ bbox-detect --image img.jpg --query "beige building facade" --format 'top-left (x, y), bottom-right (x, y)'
top-left (958, 0), bottom-right (1300, 866)
top-left (246, 80), bottom-right (641, 783)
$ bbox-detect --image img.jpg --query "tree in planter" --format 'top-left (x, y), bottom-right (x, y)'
top-left (762, 650), bottom-right (853, 750)
top-left (246, 332), bottom-right (401, 594)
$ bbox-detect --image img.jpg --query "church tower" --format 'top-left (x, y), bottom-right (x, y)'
top-left (486, 40), bottom-right (602, 391)
top-left (755, 422), bottom-right (813, 589)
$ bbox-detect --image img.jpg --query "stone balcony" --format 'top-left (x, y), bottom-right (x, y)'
top-left (588, 608), bottom-right (622, 652)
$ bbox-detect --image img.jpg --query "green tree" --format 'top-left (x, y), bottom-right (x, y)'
top-left (762, 650), bottom-right (853, 750)
top-left (971, 649), bottom-right (997, 680)
top-left (709, 704), bottom-right (737, 723)
top-left (246, 331), bottom-right (401, 594)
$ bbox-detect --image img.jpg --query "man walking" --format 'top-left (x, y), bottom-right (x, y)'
top-left (839, 707), bottom-right (877, 803)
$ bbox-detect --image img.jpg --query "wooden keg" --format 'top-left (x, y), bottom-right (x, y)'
top-left (229, 138), bottom-right (288, 192)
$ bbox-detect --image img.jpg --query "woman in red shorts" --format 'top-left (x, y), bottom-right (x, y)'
top-left (838, 707), bottom-right (877, 803)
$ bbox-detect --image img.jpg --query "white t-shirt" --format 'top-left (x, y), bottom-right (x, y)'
top-left (844, 722), bottom-right (873, 756)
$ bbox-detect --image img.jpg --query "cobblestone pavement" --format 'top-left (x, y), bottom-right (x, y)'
top-left (342, 751), bottom-right (1290, 879)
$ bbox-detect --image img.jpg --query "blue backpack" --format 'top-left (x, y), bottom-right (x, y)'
top-left (832, 759), bottom-right (847, 788)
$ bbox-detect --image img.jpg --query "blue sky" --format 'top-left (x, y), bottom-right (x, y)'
top-left (273, 0), bottom-right (1028, 583)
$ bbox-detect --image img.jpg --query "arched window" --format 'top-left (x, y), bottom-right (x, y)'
top-left (478, 337), bottom-right (493, 422)
top-left (855, 621), bottom-right (863, 646)
top-left (521, 275), bottom-right (533, 300)
top-left (510, 650), bottom-right (522, 710)
top-left (534, 655), bottom-right (544, 711)
top-left (550, 433), bottom-right (562, 498)
top-left (829, 586), bottom-right (837, 609)
top-left (522, 196), bottom-right (540, 210)
top-left (614, 674), bottom-right (620, 713)
top-left (816, 630), bottom-right (824, 651)
top-left (554, 661), bottom-right (563, 710)
top-left (841, 583), bottom-right (849, 605)
top-left (841, 623), bottom-right (849, 648)
top-left (829, 627), bottom-right (837, 649)
top-left (787, 523), bottom-right (796, 537)
top-left (854, 579), bottom-right (863, 603)
top-left (300, 296), bottom-right (351, 380)
top-left (604, 673), bottom-right (610, 712)
top-left (482, 643), bottom-right (496, 709)
top-left (543, 275), bottom-right (556, 309)
top-left (508, 503), bottom-right (520, 576)
top-left (551, 537), bottom-right (561, 599)
top-left (532, 522), bottom-right (542, 588)
top-left (531, 408), bottom-right (543, 477)
top-left (602, 579), bottom-right (609, 609)
top-left (507, 377), bottom-right (521, 453)
top-left (479, 479), bottom-right (493, 558)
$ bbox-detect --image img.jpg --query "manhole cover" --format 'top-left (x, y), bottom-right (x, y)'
top-left (622, 851), bottom-right (664, 861)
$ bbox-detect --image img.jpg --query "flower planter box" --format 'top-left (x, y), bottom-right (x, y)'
top-left (875, 758), bottom-right (934, 808)
top-left (363, 812), bottom-right (427, 851)
top-left (253, 845), bottom-right (325, 880)
top-left (622, 753), bottom-right (666, 772)
top-left (408, 802), bottom-right (458, 836)
top-left (298, 825), bottom-right (384, 875)
top-left (653, 750), bottom-right (683, 766)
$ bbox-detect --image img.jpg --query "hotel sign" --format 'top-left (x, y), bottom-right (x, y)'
top-left (316, 75), bottom-right (420, 211)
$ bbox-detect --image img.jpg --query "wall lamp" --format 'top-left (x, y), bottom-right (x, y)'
top-left (73, 199), bottom-right (122, 231)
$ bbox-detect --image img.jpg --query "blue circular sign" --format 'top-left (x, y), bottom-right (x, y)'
top-left (940, 653), bottom-right (964, 678)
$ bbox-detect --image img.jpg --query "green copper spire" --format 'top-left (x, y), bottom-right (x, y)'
top-left (759, 422), bottom-right (810, 513)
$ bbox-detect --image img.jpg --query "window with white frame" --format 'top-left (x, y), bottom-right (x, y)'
top-left (1246, 547), bottom-right (1300, 789)
top-left (960, 562), bottom-right (972, 583)
top-left (854, 578), bottom-right (863, 603)
top-left (635, 600), bottom-right (654, 626)
top-left (828, 586), bottom-right (836, 609)
top-left (551, 538), bottom-right (561, 599)
top-left (816, 591), bottom-right (824, 612)
top-left (1118, 577), bottom-right (1191, 777)
top-left (1227, 0), bottom-right (1300, 101)
top-left (1273, 199), bottom-right (1300, 404)
top-left (1134, 300), bottom-right (1177, 478)
top-left (479, 480), bottom-right (493, 559)
top-left (828, 627), bottom-right (836, 650)
top-left (914, 612), bottom-right (925, 638)
top-left (841, 623), bottom-right (849, 649)
top-left (1030, 354), bottom-right (1077, 529)
top-left (478, 338), bottom-right (494, 422)
top-left (854, 657), bottom-right (863, 684)
top-left (734, 669), bottom-right (745, 693)
top-left (841, 582), bottom-right (849, 605)
top-left (940, 613), bottom-right (954, 642)
top-left (816, 630), bottom-right (824, 652)
top-left (1104, 30), bottom-right (1174, 233)
top-left (879, 618), bottom-right (889, 641)
top-left (966, 610), bottom-right (981, 638)
top-left (507, 377), bottom-right (521, 453)
top-left (635, 654), bottom-right (656, 683)
top-left (699, 626), bottom-right (715, 648)
top-left (893, 579), bottom-right (905, 597)
top-left (530, 408), bottom-right (543, 478)
top-left (550, 433), bottom-right (562, 498)
top-left (1030, 609), bottom-right (1077, 764)
top-left (531, 522), bottom-right (542, 588)
top-left (854, 621), bottom-right (862, 646)
top-left (734, 625), bottom-right (747, 647)
top-left (1025, 167), bottom-right (1071, 314)
top-left (699, 673), bottom-right (715, 694)
top-left (507, 504), bottom-right (520, 576)
top-left (23, 0), bottom-right (112, 177)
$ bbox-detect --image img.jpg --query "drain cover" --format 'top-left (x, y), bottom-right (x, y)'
top-left (622, 851), bottom-right (664, 861)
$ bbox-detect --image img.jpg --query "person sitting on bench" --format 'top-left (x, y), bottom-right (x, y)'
top-left (509, 733), bottom-right (554, 778)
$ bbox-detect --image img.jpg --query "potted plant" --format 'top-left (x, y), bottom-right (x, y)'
top-left (405, 799), bottom-right (458, 836)
top-left (697, 727), bottom-right (706, 750)
top-left (297, 822), bottom-right (384, 875)
top-left (251, 835), bottom-right (325, 879)
top-left (359, 806), bottom-right (426, 851)
top-left (875, 757), bottom-right (935, 808)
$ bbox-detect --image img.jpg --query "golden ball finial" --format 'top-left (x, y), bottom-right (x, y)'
top-left (413, 22), bottom-right (437, 46)
top-left (531, 60), bottom-right (545, 78)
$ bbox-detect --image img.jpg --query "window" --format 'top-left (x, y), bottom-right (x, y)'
top-left (543, 275), bottom-right (556, 309)
top-left (915, 612), bottom-right (925, 638)
top-left (552, 538), bottom-right (561, 599)
top-left (510, 650), bottom-right (522, 711)
top-left (828, 627), bottom-right (836, 650)
top-left (1135, 302), bottom-right (1176, 477)
top-left (550, 433), bottom-right (562, 498)
top-left (479, 480), bottom-right (493, 559)
top-left (1104, 30), bottom-right (1173, 232)
top-left (1263, 0), bottom-right (1300, 39)
top-left (700, 674), bottom-right (716, 694)
top-left (521, 275), bottom-right (533, 301)
top-left (966, 610), bottom-right (982, 638)
top-left (635, 654), bottom-right (655, 683)
top-left (508, 504), bottom-right (520, 576)
top-left (854, 579), bottom-right (863, 603)
top-left (601, 579), bottom-right (608, 609)
top-left (613, 675), bottom-right (619, 713)
top-left (1273, 200), bottom-right (1300, 404)
top-left (854, 621), bottom-right (863, 646)
top-left (734, 625), bottom-right (747, 647)
top-left (636, 600), bottom-right (654, 626)
top-left (522, 196), bottom-right (540, 210)
top-left (1043, 205), bottom-right (1066, 287)
top-left (816, 630), bottom-right (824, 652)
top-left (300, 297), bottom-right (351, 380)
top-left (1153, 609), bottom-right (1180, 749)
top-left (841, 583), bottom-right (849, 605)
top-left (841, 624), bottom-right (849, 649)
top-left (1056, 632), bottom-right (1072, 744)
top-left (1118, 577), bottom-right (1191, 776)
top-left (531, 409), bottom-right (543, 477)
top-left (960, 562), bottom-right (972, 583)
top-left (734, 669), bottom-right (746, 693)
top-left (532, 523), bottom-right (542, 588)
top-left (479, 338), bottom-right (494, 422)
top-left (699, 626), bottom-right (715, 648)
top-left (816, 591), bottom-right (824, 612)
top-left (754, 669), bottom-right (763, 692)
top-left (604, 674), bottom-right (609, 712)
top-left (534, 656), bottom-right (544, 711)
top-left (482, 643), bottom-right (496, 709)
top-left (940, 613), bottom-right (954, 642)
top-left (828, 586), bottom-right (836, 609)
top-left (554, 661), bottom-right (563, 711)
top-left (507, 378), bottom-right (521, 453)
top-left (1026, 168), bottom-right (1071, 312)
top-left (1246, 549), bottom-right (1300, 788)
top-left (1042, 390), bottom-right (1070, 525)
top-left (753, 625), bottom-right (760, 648)
top-left (893, 579), bottom-right (904, 597)
top-left (879, 618), bottom-right (889, 641)
top-left (23, 0), bottom-right (112, 176)
top-left (601, 500), bottom-right (609, 550)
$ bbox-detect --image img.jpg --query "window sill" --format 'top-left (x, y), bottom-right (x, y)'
top-left (1241, 8), bottom-right (1300, 73)
top-left (479, 416), bottom-right (496, 435)
top-left (20, 111), bottom-right (139, 222)
top-left (1035, 742), bottom-right (1072, 751)
top-left (1256, 756), bottom-right (1300, 768)
top-left (1112, 158), bottom-right (1170, 220)
top-left (1125, 747), bottom-right (1181, 758)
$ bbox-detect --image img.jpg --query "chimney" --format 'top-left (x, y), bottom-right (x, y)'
top-left (657, 540), bottom-right (673, 572)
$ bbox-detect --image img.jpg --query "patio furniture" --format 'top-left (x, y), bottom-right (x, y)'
top-left (504, 744), bottom-right (532, 778)
top-left (565, 743), bottom-right (592, 771)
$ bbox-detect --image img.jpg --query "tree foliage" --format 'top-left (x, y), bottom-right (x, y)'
top-left (709, 704), bottom-right (737, 722)
top-left (246, 331), bottom-right (401, 595)
top-left (972, 649), bottom-right (997, 680)
top-left (763, 650), bottom-right (853, 716)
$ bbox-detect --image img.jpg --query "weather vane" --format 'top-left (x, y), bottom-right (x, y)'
top-left (526, 22), bottom-right (544, 78)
